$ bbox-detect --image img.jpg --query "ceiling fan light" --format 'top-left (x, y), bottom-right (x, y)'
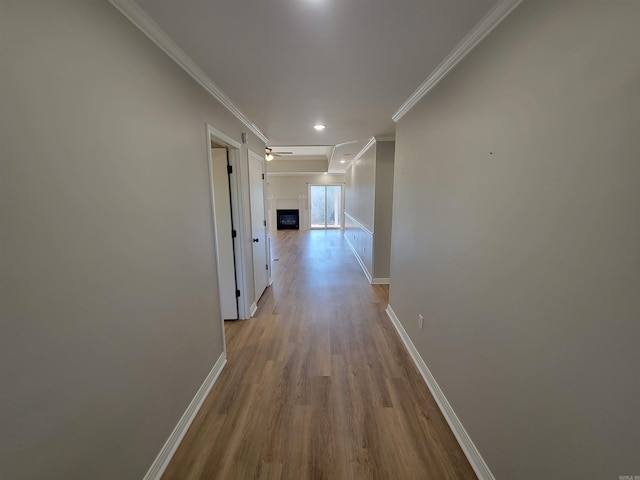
top-left (265, 147), bottom-right (274, 161)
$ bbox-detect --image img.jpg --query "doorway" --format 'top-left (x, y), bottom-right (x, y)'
top-left (309, 184), bottom-right (342, 229)
top-left (248, 151), bottom-right (269, 304)
top-left (210, 145), bottom-right (239, 320)
top-left (206, 124), bottom-right (250, 323)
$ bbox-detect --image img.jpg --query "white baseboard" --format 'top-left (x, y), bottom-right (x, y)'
top-left (371, 277), bottom-right (390, 285)
top-left (385, 305), bottom-right (495, 480)
top-left (249, 301), bottom-right (258, 317)
top-left (143, 353), bottom-right (227, 480)
top-left (344, 233), bottom-right (373, 283)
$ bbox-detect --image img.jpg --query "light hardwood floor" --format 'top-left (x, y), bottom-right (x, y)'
top-left (162, 229), bottom-right (477, 479)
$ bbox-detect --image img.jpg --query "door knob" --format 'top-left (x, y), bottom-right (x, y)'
top-left (253, 238), bottom-right (259, 243)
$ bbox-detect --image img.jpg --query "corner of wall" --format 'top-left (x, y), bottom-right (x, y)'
top-left (384, 305), bottom-right (495, 480)
top-left (143, 353), bottom-right (227, 480)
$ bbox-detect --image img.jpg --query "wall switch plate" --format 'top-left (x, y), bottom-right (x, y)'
top-left (418, 314), bottom-right (424, 330)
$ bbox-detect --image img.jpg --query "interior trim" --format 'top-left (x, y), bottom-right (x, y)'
top-left (392, 0), bottom-right (523, 122)
top-left (208, 125), bottom-right (242, 150)
top-left (344, 211), bottom-right (373, 236)
top-left (207, 124), bottom-right (249, 321)
top-left (385, 305), bottom-right (495, 480)
top-left (143, 353), bottom-right (227, 480)
top-left (109, 0), bottom-right (269, 143)
top-left (345, 137), bottom-right (376, 171)
top-left (344, 232), bottom-right (373, 284)
top-left (248, 150), bottom-right (266, 163)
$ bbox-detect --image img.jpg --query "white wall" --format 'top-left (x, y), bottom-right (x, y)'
top-left (344, 213), bottom-right (374, 276)
top-left (345, 144), bottom-right (376, 231)
top-left (389, 1), bottom-right (640, 478)
top-left (267, 174), bottom-right (345, 230)
top-left (344, 140), bottom-right (394, 281)
top-left (0, 1), bottom-right (262, 478)
top-left (266, 158), bottom-right (328, 174)
top-left (373, 141), bottom-right (395, 279)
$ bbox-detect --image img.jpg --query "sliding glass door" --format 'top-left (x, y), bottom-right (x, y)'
top-left (310, 185), bottom-right (342, 229)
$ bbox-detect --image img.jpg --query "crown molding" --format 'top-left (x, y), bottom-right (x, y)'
top-left (109, 0), bottom-right (269, 144)
top-left (392, 0), bottom-right (523, 122)
top-left (327, 144), bottom-right (337, 169)
top-left (345, 137), bottom-right (376, 171)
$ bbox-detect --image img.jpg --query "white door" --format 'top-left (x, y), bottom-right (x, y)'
top-left (248, 153), bottom-right (268, 302)
top-left (210, 147), bottom-right (238, 320)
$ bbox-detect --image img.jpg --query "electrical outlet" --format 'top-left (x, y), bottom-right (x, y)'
top-left (418, 314), bottom-right (424, 330)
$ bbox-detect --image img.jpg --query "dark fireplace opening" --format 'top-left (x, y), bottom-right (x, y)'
top-left (277, 209), bottom-right (299, 230)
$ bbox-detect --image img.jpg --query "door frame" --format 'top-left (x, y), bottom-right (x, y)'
top-left (248, 150), bottom-right (270, 310)
top-left (210, 146), bottom-right (238, 320)
top-left (206, 124), bottom-right (251, 323)
top-left (308, 183), bottom-right (344, 229)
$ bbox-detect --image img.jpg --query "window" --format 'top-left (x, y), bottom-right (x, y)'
top-left (309, 185), bottom-right (342, 229)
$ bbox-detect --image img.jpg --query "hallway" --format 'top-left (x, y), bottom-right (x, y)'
top-left (162, 230), bottom-right (476, 479)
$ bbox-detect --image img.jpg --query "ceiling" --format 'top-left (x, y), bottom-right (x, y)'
top-left (133, 0), bottom-right (499, 171)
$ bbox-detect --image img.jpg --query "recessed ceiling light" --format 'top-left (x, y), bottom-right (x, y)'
top-left (339, 159), bottom-right (346, 164)
top-left (313, 124), bottom-right (326, 131)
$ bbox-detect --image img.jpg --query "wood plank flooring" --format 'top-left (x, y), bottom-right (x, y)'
top-left (162, 230), bottom-right (476, 479)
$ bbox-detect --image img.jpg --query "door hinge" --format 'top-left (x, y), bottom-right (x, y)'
top-left (236, 289), bottom-right (241, 298)
top-left (261, 173), bottom-right (265, 180)
top-left (232, 229), bottom-right (237, 238)
top-left (227, 165), bottom-right (233, 174)
top-left (266, 264), bottom-right (269, 270)
top-left (263, 220), bottom-right (266, 227)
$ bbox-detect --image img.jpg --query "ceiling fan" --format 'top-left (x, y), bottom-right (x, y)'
top-left (265, 148), bottom-right (293, 161)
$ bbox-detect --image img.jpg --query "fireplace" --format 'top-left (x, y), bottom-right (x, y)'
top-left (277, 209), bottom-right (299, 230)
